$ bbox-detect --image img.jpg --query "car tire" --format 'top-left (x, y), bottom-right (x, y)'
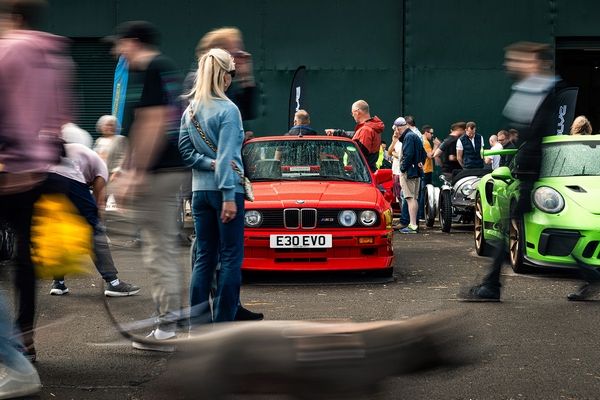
top-left (424, 188), bottom-right (435, 228)
top-left (509, 213), bottom-right (529, 273)
top-left (439, 190), bottom-right (452, 233)
top-left (474, 194), bottom-right (490, 256)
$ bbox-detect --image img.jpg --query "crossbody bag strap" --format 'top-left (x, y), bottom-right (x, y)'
top-left (188, 106), bottom-right (245, 181)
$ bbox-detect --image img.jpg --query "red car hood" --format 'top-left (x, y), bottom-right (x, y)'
top-left (252, 181), bottom-right (379, 208)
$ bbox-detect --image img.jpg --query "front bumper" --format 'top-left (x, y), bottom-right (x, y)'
top-left (243, 229), bottom-right (393, 271)
top-left (523, 210), bottom-right (600, 268)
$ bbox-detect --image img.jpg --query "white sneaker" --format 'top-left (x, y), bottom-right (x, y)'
top-left (0, 364), bottom-right (41, 399)
top-left (132, 329), bottom-right (176, 352)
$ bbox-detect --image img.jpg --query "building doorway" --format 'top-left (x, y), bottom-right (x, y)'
top-left (556, 37), bottom-right (600, 133)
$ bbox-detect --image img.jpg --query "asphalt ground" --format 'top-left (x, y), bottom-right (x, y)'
top-left (2, 222), bottom-right (599, 399)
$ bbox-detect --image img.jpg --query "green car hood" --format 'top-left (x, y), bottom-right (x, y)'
top-left (545, 176), bottom-right (600, 215)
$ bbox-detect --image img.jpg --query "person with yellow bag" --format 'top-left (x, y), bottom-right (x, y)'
top-left (47, 125), bottom-right (140, 297)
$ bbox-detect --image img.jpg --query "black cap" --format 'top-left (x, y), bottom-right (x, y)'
top-left (105, 20), bottom-right (160, 46)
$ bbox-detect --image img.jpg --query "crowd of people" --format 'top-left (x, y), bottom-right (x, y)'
top-left (0, 0), bottom-right (598, 398)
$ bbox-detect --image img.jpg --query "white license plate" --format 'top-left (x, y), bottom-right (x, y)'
top-left (270, 234), bottom-right (332, 249)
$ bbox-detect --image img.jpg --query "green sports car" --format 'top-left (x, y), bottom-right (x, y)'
top-left (474, 135), bottom-right (600, 273)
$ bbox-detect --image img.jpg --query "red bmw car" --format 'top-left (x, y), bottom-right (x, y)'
top-left (242, 136), bottom-right (394, 275)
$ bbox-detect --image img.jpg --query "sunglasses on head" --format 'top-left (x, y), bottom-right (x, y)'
top-left (227, 69), bottom-right (236, 78)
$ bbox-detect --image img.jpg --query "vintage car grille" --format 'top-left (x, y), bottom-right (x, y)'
top-left (253, 209), bottom-right (379, 229)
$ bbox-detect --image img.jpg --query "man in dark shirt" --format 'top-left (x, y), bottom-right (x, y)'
top-left (286, 109), bottom-right (318, 136)
top-left (110, 21), bottom-right (187, 351)
top-left (433, 122), bottom-right (466, 179)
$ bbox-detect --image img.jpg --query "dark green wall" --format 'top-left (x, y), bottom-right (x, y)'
top-left (47, 0), bottom-right (600, 143)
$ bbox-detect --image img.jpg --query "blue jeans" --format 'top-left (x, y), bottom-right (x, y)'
top-left (0, 295), bottom-right (33, 373)
top-left (399, 194), bottom-right (409, 226)
top-left (190, 191), bottom-right (244, 324)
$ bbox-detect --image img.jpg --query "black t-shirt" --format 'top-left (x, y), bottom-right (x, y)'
top-left (122, 54), bottom-right (184, 171)
top-left (439, 135), bottom-right (461, 173)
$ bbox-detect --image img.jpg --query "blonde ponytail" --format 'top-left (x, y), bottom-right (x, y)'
top-left (190, 48), bottom-right (235, 113)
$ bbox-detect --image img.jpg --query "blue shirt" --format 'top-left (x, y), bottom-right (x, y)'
top-left (179, 98), bottom-right (245, 201)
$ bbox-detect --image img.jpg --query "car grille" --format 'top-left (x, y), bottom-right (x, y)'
top-left (253, 209), bottom-right (379, 229)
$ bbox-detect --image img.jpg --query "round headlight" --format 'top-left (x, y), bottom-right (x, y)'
top-left (360, 210), bottom-right (377, 226)
top-left (244, 210), bottom-right (263, 227)
top-left (338, 210), bottom-right (357, 227)
top-left (461, 184), bottom-right (474, 196)
top-left (533, 186), bottom-right (564, 214)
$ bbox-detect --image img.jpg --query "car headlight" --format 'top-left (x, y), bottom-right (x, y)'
top-left (338, 210), bottom-right (357, 227)
top-left (359, 210), bottom-right (378, 226)
top-left (461, 184), bottom-right (474, 196)
top-left (244, 210), bottom-right (263, 227)
top-left (533, 186), bottom-right (565, 214)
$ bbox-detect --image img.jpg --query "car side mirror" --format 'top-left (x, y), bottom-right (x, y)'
top-left (491, 166), bottom-right (513, 183)
top-left (374, 169), bottom-right (391, 185)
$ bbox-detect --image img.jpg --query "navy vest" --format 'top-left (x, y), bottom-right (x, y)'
top-left (459, 134), bottom-right (484, 169)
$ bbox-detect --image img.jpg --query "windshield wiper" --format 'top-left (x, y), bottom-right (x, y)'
top-left (250, 177), bottom-right (300, 182)
top-left (313, 175), bottom-right (358, 182)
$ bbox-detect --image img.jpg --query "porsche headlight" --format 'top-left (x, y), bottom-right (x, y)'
top-left (244, 210), bottom-right (263, 227)
top-left (359, 210), bottom-right (378, 227)
top-left (533, 187), bottom-right (564, 214)
top-left (338, 210), bottom-right (357, 227)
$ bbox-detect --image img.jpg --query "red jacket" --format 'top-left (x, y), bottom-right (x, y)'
top-left (353, 116), bottom-right (385, 154)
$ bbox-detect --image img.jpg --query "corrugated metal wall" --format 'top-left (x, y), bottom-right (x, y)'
top-left (47, 0), bottom-right (600, 141)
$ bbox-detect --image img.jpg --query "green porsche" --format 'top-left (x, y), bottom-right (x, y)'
top-left (474, 135), bottom-right (600, 273)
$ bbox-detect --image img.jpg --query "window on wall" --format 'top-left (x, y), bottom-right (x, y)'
top-left (70, 38), bottom-right (116, 137)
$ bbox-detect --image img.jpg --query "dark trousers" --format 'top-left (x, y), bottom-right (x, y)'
top-left (59, 179), bottom-right (118, 282)
top-left (482, 178), bottom-right (536, 289)
top-left (190, 191), bottom-right (245, 324)
top-left (0, 173), bottom-right (68, 348)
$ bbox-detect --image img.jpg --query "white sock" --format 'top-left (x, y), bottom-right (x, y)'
top-left (110, 279), bottom-right (120, 286)
top-left (154, 328), bottom-right (176, 340)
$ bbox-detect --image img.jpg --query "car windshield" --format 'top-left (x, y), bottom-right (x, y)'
top-left (242, 139), bottom-right (372, 183)
top-left (540, 140), bottom-right (600, 178)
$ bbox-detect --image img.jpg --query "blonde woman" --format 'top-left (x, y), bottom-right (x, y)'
top-left (179, 48), bottom-right (245, 323)
top-left (570, 115), bottom-right (592, 135)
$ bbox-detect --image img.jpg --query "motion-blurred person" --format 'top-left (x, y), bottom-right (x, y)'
top-left (286, 109), bottom-right (317, 136)
top-left (179, 49), bottom-right (245, 324)
top-left (456, 121), bottom-right (484, 169)
top-left (108, 21), bottom-right (186, 350)
top-left (325, 100), bottom-right (385, 171)
top-left (184, 27), bottom-right (262, 321)
top-left (93, 115), bottom-right (128, 180)
top-left (433, 122), bottom-right (466, 180)
top-left (48, 124), bottom-right (140, 297)
top-left (0, 0), bottom-right (72, 394)
top-left (484, 132), bottom-right (504, 170)
top-left (462, 42), bottom-right (576, 302)
top-left (570, 115), bottom-right (592, 135)
top-left (499, 129), bottom-right (516, 166)
top-left (185, 26), bottom-right (258, 122)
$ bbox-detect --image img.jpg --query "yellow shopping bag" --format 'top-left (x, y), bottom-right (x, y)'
top-left (31, 193), bottom-right (93, 279)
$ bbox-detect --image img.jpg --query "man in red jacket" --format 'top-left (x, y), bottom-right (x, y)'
top-left (326, 100), bottom-right (385, 171)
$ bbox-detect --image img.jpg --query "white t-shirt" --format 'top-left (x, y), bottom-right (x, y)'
top-left (391, 140), bottom-right (403, 175)
top-left (49, 143), bottom-right (109, 184)
top-left (486, 142), bottom-right (503, 170)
